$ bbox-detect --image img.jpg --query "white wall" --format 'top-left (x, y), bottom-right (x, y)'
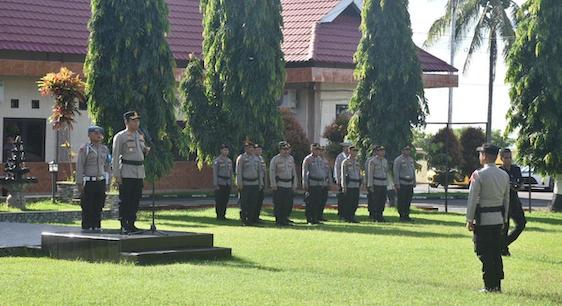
top-left (319, 83), bottom-right (354, 145)
top-left (0, 76), bottom-right (92, 162)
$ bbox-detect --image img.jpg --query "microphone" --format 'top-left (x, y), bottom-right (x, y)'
top-left (139, 127), bottom-right (153, 145)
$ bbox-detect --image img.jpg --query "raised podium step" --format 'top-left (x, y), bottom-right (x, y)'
top-left (121, 247), bottom-right (232, 264)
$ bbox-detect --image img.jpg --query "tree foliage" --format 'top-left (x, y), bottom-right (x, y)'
top-left (322, 113), bottom-right (351, 159)
top-left (506, 0), bottom-right (562, 175)
top-left (84, 0), bottom-right (181, 181)
top-left (185, 0), bottom-right (284, 164)
top-left (459, 127), bottom-right (486, 176)
top-left (427, 128), bottom-right (463, 172)
top-left (280, 108), bottom-right (310, 165)
top-left (348, 0), bottom-right (427, 161)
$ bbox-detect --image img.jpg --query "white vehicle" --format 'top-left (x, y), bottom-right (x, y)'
top-left (520, 167), bottom-right (554, 191)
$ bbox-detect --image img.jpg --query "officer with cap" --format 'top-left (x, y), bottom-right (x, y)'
top-left (213, 144), bottom-right (233, 220)
top-left (112, 111), bottom-right (150, 234)
top-left (499, 148), bottom-right (527, 256)
top-left (341, 145), bottom-right (362, 223)
top-left (254, 143), bottom-right (267, 223)
top-left (366, 145), bottom-right (390, 222)
top-left (334, 142), bottom-right (352, 219)
top-left (236, 140), bottom-right (262, 225)
top-left (318, 145), bottom-right (331, 221)
top-left (393, 145), bottom-right (416, 221)
top-left (76, 126), bottom-right (111, 232)
top-left (302, 143), bottom-right (330, 224)
top-left (270, 141), bottom-right (298, 226)
top-left (467, 143), bottom-right (510, 293)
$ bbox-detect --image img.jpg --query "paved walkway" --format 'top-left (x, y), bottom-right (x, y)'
top-left (0, 222), bottom-right (77, 248)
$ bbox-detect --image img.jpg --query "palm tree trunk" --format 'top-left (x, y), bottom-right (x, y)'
top-left (486, 31), bottom-right (497, 142)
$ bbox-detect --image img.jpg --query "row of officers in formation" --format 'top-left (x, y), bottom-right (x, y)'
top-left (213, 140), bottom-right (417, 226)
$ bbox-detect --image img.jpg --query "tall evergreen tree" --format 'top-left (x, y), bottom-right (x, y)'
top-left (348, 0), bottom-right (427, 160)
top-left (505, 0), bottom-right (562, 210)
top-left (84, 0), bottom-right (181, 181)
top-left (186, 0), bottom-right (284, 163)
top-left (459, 127), bottom-right (486, 177)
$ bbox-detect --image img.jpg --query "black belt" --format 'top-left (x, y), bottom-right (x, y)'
top-left (373, 176), bottom-right (387, 181)
top-left (308, 176), bottom-right (325, 182)
top-left (399, 177), bottom-right (414, 182)
top-left (478, 206), bottom-right (505, 213)
top-left (218, 175), bottom-right (231, 180)
top-left (276, 176), bottom-right (294, 183)
top-left (122, 159), bottom-right (144, 166)
top-left (243, 177), bottom-right (258, 182)
top-left (346, 176), bottom-right (361, 183)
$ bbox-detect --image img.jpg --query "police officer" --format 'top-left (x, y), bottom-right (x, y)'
top-left (112, 111), bottom-right (150, 234)
top-left (236, 141), bottom-right (262, 225)
top-left (499, 148), bottom-right (527, 256)
top-left (255, 144), bottom-right (267, 223)
top-left (334, 142), bottom-right (351, 219)
top-left (213, 144), bottom-right (233, 220)
top-left (366, 145), bottom-right (390, 222)
top-left (76, 126), bottom-right (111, 232)
top-left (393, 145), bottom-right (416, 222)
top-left (341, 145), bottom-right (361, 223)
top-left (270, 141), bottom-right (298, 226)
top-left (466, 143), bottom-right (510, 293)
top-left (302, 143), bottom-right (329, 224)
top-left (318, 145), bottom-right (331, 221)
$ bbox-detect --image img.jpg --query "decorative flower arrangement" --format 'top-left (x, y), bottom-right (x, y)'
top-left (37, 67), bottom-right (86, 130)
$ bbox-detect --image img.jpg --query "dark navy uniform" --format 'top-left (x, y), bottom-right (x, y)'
top-left (499, 163), bottom-right (527, 255)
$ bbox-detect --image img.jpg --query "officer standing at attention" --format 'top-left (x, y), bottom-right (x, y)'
top-left (393, 145), bottom-right (416, 222)
top-left (341, 145), bottom-right (362, 223)
top-left (236, 141), bottom-right (262, 225)
top-left (366, 145), bottom-right (390, 222)
top-left (318, 145), bottom-right (331, 221)
top-left (499, 148), bottom-right (527, 256)
top-left (302, 143), bottom-right (329, 225)
top-left (112, 111), bottom-right (150, 234)
top-left (213, 144), bottom-right (233, 220)
top-left (466, 143), bottom-right (510, 293)
top-left (255, 144), bottom-right (267, 223)
top-left (270, 141), bottom-right (298, 226)
top-left (76, 126), bottom-right (111, 232)
top-left (334, 142), bottom-right (351, 219)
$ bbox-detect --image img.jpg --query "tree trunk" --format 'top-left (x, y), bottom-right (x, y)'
top-left (551, 174), bottom-right (562, 212)
top-left (486, 32), bottom-right (497, 142)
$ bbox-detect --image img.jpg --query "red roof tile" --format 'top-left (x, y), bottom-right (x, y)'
top-left (0, 0), bottom-right (456, 72)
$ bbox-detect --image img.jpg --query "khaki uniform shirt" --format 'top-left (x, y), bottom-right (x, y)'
top-left (334, 152), bottom-right (348, 185)
top-left (341, 157), bottom-right (362, 189)
top-left (75, 143), bottom-right (111, 186)
top-left (302, 153), bottom-right (329, 188)
top-left (270, 154), bottom-right (298, 189)
top-left (112, 129), bottom-right (147, 179)
top-left (236, 153), bottom-right (262, 188)
top-left (393, 154), bottom-right (416, 187)
top-left (366, 156), bottom-right (390, 188)
top-left (466, 163), bottom-right (510, 226)
top-left (213, 155), bottom-right (233, 187)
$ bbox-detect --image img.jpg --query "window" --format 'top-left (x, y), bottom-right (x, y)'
top-left (31, 100), bottom-right (40, 109)
top-left (10, 99), bottom-right (19, 108)
top-left (3, 118), bottom-right (46, 162)
top-left (336, 104), bottom-right (349, 116)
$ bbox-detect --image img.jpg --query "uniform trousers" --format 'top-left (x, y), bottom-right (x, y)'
top-left (336, 187), bottom-right (344, 217)
top-left (343, 187), bottom-right (359, 221)
top-left (81, 180), bottom-right (106, 229)
top-left (118, 178), bottom-right (143, 227)
top-left (255, 188), bottom-right (265, 222)
top-left (319, 186), bottom-right (329, 219)
top-left (273, 187), bottom-right (294, 224)
top-left (368, 185), bottom-right (387, 220)
top-left (305, 186), bottom-right (323, 223)
top-left (214, 185), bottom-right (231, 219)
top-left (397, 185), bottom-right (414, 219)
top-left (502, 191), bottom-right (527, 249)
top-left (474, 224), bottom-right (504, 289)
top-left (239, 185), bottom-right (259, 224)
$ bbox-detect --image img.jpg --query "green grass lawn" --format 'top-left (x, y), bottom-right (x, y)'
top-left (1, 207), bottom-right (561, 305)
top-left (0, 200), bottom-right (78, 212)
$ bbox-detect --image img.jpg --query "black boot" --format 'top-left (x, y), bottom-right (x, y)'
top-left (120, 220), bottom-right (130, 235)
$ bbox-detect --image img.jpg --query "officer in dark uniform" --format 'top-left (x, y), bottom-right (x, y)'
top-left (76, 126), bottom-right (111, 232)
top-left (499, 148), bottom-right (527, 256)
top-left (466, 143), bottom-right (510, 293)
top-left (112, 111), bottom-right (150, 234)
top-left (236, 140), bottom-right (262, 225)
top-left (213, 144), bottom-right (233, 220)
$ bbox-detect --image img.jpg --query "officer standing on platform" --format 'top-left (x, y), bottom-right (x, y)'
top-left (334, 142), bottom-right (351, 219)
top-left (255, 144), bottom-right (267, 223)
top-left (213, 144), bottom-right (233, 220)
top-left (270, 141), bottom-right (298, 226)
top-left (393, 145), bottom-right (416, 222)
top-left (499, 148), bottom-right (527, 256)
top-left (341, 145), bottom-right (361, 223)
top-left (466, 143), bottom-right (510, 293)
top-left (112, 111), bottom-right (150, 234)
top-left (302, 143), bottom-right (329, 224)
top-left (76, 126), bottom-right (111, 232)
top-left (366, 145), bottom-right (390, 222)
top-left (236, 141), bottom-right (262, 225)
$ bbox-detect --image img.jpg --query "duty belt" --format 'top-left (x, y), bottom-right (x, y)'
top-left (399, 176), bottom-right (414, 182)
top-left (242, 177), bottom-right (258, 182)
top-left (83, 176), bottom-right (105, 182)
top-left (122, 159), bottom-right (144, 166)
top-left (276, 176), bottom-right (294, 183)
top-left (308, 176), bottom-right (325, 182)
top-left (218, 175), bottom-right (231, 180)
top-left (346, 176), bottom-right (361, 183)
top-left (373, 176), bottom-right (387, 181)
top-left (477, 206), bottom-right (505, 213)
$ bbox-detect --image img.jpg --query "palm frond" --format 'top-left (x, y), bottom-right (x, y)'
top-left (423, 0), bottom-right (454, 47)
top-left (462, 5), bottom-right (489, 72)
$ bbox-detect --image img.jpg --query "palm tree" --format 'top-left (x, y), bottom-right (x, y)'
top-left (424, 0), bottom-right (519, 141)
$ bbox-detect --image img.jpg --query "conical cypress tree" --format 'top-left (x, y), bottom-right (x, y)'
top-left (348, 0), bottom-right (427, 160)
top-left (84, 0), bottom-right (181, 181)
